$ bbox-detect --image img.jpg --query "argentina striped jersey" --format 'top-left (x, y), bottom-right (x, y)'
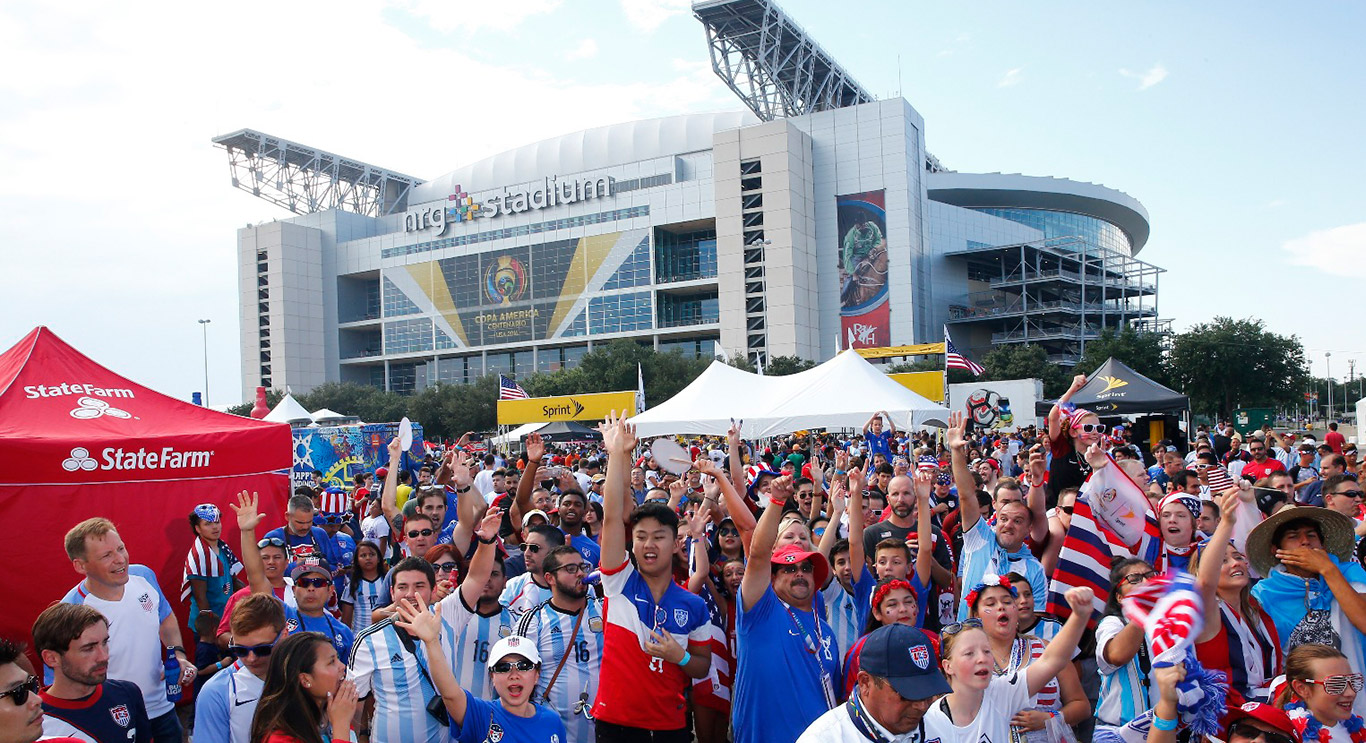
top-left (514, 597), bottom-right (606, 743)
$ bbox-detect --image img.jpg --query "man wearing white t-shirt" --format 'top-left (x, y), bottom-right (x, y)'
top-left (58, 518), bottom-right (193, 743)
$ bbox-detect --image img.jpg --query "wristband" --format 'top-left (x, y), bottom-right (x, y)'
top-left (456, 485), bottom-right (471, 494)
top-left (1151, 714), bottom-right (1178, 731)
top-left (769, 497), bottom-right (786, 508)
top-left (477, 534), bottom-right (497, 545)
top-left (677, 650), bottom-right (692, 666)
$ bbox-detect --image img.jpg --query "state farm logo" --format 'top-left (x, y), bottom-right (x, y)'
top-left (62, 447), bottom-right (98, 472)
top-left (70, 396), bottom-right (131, 420)
top-left (60, 446), bottom-right (215, 472)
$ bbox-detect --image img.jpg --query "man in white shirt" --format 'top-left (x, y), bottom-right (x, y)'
top-left (58, 518), bottom-right (194, 743)
top-left (797, 624), bottom-right (949, 742)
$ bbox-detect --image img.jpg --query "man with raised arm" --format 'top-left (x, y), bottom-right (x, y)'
top-left (733, 474), bottom-right (841, 743)
top-left (591, 412), bottom-right (711, 742)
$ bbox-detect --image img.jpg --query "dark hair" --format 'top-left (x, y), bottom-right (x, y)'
top-left (1272, 517), bottom-right (1324, 551)
top-left (863, 577), bottom-right (917, 634)
top-left (527, 524), bottom-right (567, 548)
top-left (1324, 474), bottom-right (1358, 497)
top-left (250, 632), bottom-right (332, 743)
top-left (1105, 558), bottom-right (1153, 616)
top-left (876, 463), bottom-right (894, 476)
top-left (403, 512), bottom-right (435, 531)
top-left (0, 637), bottom-right (23, 667)
top-left (346, 540), bottom-right (385, 602)
top-left (415, 487), bottom-right (447, 509)
top-left (541, 545), bottom-right (582, 575)
top-left (830, 538), bottom-right (852, 561)
top-left (558, 490), bottom-right (587, 507)
top-left (874, 538), bottom-right (912, 563)
top-left (230, 593), bottom-right (287, 638)
top-left (630, 501), bottom-right (680, 535)
top-left (33, 603), bottom-right (107, 655)
top-left (389, 556), bottom-right (435, 591)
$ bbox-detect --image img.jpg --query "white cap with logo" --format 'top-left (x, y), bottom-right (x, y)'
top-left (486, 635), bottom-right (542, 669)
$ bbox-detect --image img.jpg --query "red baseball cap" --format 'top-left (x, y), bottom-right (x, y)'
top-left (770, 544), bottom-right (830, 588)
top-left (1222, 702), bottom-right (1299, 743)
top-left (375, 466), bottom-right (389, 479)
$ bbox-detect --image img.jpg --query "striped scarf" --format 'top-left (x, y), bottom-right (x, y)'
top-left (179, 537), bottom-right (240, 602)
top-left (1218, 599), bottom-right (1281, 702)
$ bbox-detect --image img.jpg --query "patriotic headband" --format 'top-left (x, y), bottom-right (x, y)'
top-left (1159, 492), bottom-right (1201, 522)
top-left (965, 573), bottom-right (1016, 609)
top-left (1065, 406), bottom-right (1097, 428)
top-left (935, 472), bottom-right (952, 486)
top-left (872, 579), bottom-right (915, 611)
top-left (917, 455), bottom-right (939, 471)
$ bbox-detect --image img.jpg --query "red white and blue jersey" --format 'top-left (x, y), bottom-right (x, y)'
top-left (40, 679), bottom-right (151, 743)
top-left (590, 558), bottom-right (710, 731)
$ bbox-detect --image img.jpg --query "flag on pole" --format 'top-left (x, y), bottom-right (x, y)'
top-left (944, 327), bottom-right (985, 376)
top-left (756, 356), bottom-right (765, 376)
top-left (636, 363), bottom-right (647, 414)
top-left (714, 344), bottom-right (730, 363)
top-left (498, 374), bottom-right (529, 400)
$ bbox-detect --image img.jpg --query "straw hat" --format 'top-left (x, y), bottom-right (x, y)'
top-left (1245, 506), bottom-right (1356, 577)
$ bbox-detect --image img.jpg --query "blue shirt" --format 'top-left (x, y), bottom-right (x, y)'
top-left (40, 679), bottom-right (151, 743)
top-left (453, 690), bottom-right (567, 743)
top-left (568, 533), bottom-right (600, 567)
top-left (285, 605), bottom-right (355, 660)
top-left (262, 525), bottom-right (341, 566)
top-left (733, 587), bottom-right (839, 743)
top-left (865, 430), bottom-right (893, 460)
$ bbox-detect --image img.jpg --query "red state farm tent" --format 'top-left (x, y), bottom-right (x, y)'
top-left (0, 327), bottom-right (291, 652)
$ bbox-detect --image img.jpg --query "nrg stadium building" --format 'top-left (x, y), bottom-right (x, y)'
top-left (219, 0), bottom-right (1163, 402)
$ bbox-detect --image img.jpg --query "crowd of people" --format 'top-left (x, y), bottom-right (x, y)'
top-left (9, 372), bottom-right (1366, 743)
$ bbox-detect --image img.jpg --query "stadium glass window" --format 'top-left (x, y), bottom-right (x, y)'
top-left (603, 236), bottom-right (652, 290)
top-left (382, 277), bottom-right (421, 317)
top-left (588, 292), bottom-right (653, 335)
top-left (655, 229), bottom-right (718, 283)
top-left (384, 317), bottom-right (433, 354)
top-left (389, 363), bottom-right (418, 395)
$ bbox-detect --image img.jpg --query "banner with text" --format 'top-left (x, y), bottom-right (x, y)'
top-left (497, 390), bottom-right (637, 425)
top-left (837, 190), bottom-right (890, 348)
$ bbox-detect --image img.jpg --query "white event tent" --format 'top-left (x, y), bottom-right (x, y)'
top-left (263, 393), bottom-right (314, 426)
top-left (629, 349), bottom-right (949, 438)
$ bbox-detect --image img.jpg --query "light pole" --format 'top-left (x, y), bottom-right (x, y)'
top-left (198, 319), bottom-right (211, 406)
top-left (1326, 351), bottom-right (1332, 425)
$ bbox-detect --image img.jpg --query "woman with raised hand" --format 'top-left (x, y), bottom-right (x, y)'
top-left (1192, 488), bottom-right (1282, 704)
top-left (392, 598), bottom-right (566, 743)
top-left (248, 632), bottom-right (358, 743)
top-left (923, 586), bottom-right (1094, 743)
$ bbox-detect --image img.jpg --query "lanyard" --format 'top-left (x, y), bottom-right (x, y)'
top-left (781, 600), bottom-right (836, 710)
top-left (781, 600), bottom-right (823, 656)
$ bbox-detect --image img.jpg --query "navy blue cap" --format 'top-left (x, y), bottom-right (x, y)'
top-left (859, 624), bottom-right (951, 701)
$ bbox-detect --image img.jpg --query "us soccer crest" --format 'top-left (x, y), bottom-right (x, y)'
top-left (110, 704), bottom-right (131, 727)
top-left (484, 722), bottom-right (505, 742)
top-left (673, 608), bottom-right (689, 627)
top-left (138, 593), bottom-right (154, 613)
top-left (909, 644), bottom-right (930, 669)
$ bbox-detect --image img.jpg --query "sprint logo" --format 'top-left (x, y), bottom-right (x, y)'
top-left (1098, 376), bottom-right (1129, 393)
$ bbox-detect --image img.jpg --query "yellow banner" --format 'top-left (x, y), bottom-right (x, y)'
top-left (889, 371), bottom-right (946, 402)
top-left (497, 390), bottom-right (637, 425)
top-left (854, 344), bottom-right (946, 359)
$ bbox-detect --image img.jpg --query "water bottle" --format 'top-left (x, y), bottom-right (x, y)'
top-left (163, 648), bottom-right (185, 703)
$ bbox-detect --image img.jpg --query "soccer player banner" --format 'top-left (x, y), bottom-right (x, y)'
top-left (836, 190), bottom-right (889, 348)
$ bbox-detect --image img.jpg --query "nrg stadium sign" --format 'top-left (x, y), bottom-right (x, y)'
top-left (405, 174), bottom-right (616, 237)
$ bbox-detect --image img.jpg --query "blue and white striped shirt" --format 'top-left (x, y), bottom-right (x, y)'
top-left (1096, 614), bottom-right (1149, 727)
top-left (341, 575), bottom-right (390, 634)
top-left (822, 565), bottom-right (875, 667)
top-left (515, 597), bottom-right (606, 743)
top-left (452, 603), bottom-right (516, 702)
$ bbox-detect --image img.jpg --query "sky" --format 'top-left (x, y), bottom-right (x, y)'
top-left (2, 0), bottom-right (1363, 405)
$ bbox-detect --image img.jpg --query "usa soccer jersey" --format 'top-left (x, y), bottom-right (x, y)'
top-left (590, 558), bottom-right (710, 731)
top-left (452, 690), bottom-right (566, 743)
top-left (284, 605), bottom-right (354, 660)
top-left (515, 597), bottom-right (605, 742)
top-left (40, 679), bottom-right (151, 743)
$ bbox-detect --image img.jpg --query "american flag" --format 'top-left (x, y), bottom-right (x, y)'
top-left (1121, 570), bottom-right (1205, 662)
top-left (180, 537), bottom-right (242, 602)
top-left (499, 374), bottom-right (529, 400)
top-left (944, 328), bottom-right (985, 376)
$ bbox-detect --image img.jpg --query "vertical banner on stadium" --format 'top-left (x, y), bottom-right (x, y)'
top-left (837, 190), bottom-right (889, 348)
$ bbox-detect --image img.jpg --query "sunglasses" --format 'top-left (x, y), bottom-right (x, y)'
top-left (1333, 490), bottom-right (1366, 500)
top-left (229, 633), bottom-right (281, 658)
top-left (524, 543), bottom-right (543, 554)
top-left (1302, 673), bottom-right (1365, 695)
top-left (490, 659), bottom-right (536, 674)
top-left (1074, 423), bottom-right (1107, 434)
top-left (0, 675), bottom-right (39, 706)
top-left (941, 618), bottom-right (985, 636)
top-left (551, 562), bottom-right (592, 576)
top-left (718, 527), bottom-right (739, 537)
top-left (321, 514), bottom-right (346, 525)
top-left (406, 529), bottom-right (435, 538)
top-left (257, 537), bottom-right (286, 549)
top-left (1122, 570), bottom-right (1157, 585)
top-left (296, 577), bottom-right (331, 588)
top-left (433, 562), bottom-right (459, 574)
top-left (777, 562), bottom-right (815, 575)
top-left (1227, 722), bottom-right (1296, 743)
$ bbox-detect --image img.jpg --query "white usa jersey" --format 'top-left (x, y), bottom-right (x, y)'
top-left (451, 604), bottom-right (516, 702)
top-left (515, 597), bottom-right (606, 743)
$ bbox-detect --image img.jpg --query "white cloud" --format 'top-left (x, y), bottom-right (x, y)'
top-left (620, 0), bottom-right (691, 32)
top-left (566, 38), bottom-right (599, 60)
top-left (1266, 199), bottom-right (1287, 208)
top-left (1119, 63), bottom-right (1168, 91)
top-left (998, 68), bottom-right (1023, 88)
top-left (390, 0), bottom-right (562, 33)
top-left (1284, 223), bottom-right (1366, 278)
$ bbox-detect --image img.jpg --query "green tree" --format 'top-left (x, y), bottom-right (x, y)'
top-left (764, 355), bottom-right (818, 376)
top-left (979, 344), bottom-right (1069, 397)
top-left (1076, 327), bottom-right (1170, 386)
top-left (1169, 317), bottom-right (1309, 419)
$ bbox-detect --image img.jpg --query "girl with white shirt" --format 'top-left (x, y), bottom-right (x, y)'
top-left (923, 586), bottom-right (1093, 743)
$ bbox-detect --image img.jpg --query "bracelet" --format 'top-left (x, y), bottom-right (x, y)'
top-left (477, 534), bottom-right (497, 545)
top-left (167, 645), bottom-right (185, 655)
top-left (768, 497), bottom-right (786, 508)
top-left (677, 650), bottom-right (692, 666)
top-left (456, 485), bottom-right (471, 494)
top-left (1151, 714), bottom-right (1178, 731)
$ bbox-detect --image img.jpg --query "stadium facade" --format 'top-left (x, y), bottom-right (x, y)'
top-left (228, 2), bottom-right (1162, 401)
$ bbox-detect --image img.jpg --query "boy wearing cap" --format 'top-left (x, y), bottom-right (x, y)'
top-left (283, 557), bottom-right (354, 660)
top-left (797, 624), bottom-right (950, 742)
top-left (182, 503), bottom-right (244, 626)
top-left (734, 473), bottom-right (840, 743)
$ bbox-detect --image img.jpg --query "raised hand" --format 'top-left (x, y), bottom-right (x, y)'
top-left (912, 469), bottom-right (933, 499)
top-left (1069, 374), bottom-right (1087, 393)
top-left (1217, 488), bottom-right (1240, 527)
top-left (448, 453), bottom-right (473, 488)
top-left (846, 466), bottom-right (864, 493)
top-left (828, 479), bottom-right (848, 514)
top-left (475, 508), bottom-right (503, 542)
top-left (526, 433), bottom-right (546, 463)
top-left (393, 598), bottom-right (444, 643)
top-left (599, 411), bottom-right (637, 453)
top-left (945, 412), bottom-right (968, 453)
top-left (1064, 586), bottom-right (1095, 620)
top-left (835, 449), bottom-right (850, 472)
top-left (694, 456), bottom-right (722, 478)
top-left (1028, 449), bottom-right (1047, 485)
top-left (327, 679), bottom-right (359, 734)
top-left (1084, 442), bottom-right (1109, 471)
top-left (668, 479), bottom-right (688, 501)
top-left (768, 475), bottom-right (794, 504)
top-left (387, 436), bottom-right (402, 462)
top-left (1151, 661), bottom-right (1186, 703)
top-left (230, 491), bottom-right (266, 532)
top-left (727, 420), bottom-right (742, 448)
top-left (687, 503), bottom-right (711, 541)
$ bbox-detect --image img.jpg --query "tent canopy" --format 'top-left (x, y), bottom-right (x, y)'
top-left (491, 422), bottom-right (542, 446)
top-left (265, 393), bottom-right (314, 425)
top-left (1034, 357), bottom-right (1189, 416)
top-left (0, 327), bottom-right (292, 658)
top-left (534, 421), bottom-right (603, 443)
top-left (629, 349), bottom-right (948, 437)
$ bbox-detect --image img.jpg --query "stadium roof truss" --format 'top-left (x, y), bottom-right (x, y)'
top-left (212, 129), bottom-right (423, 217)
top-left (693, 0), bottom-right (875, 121)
